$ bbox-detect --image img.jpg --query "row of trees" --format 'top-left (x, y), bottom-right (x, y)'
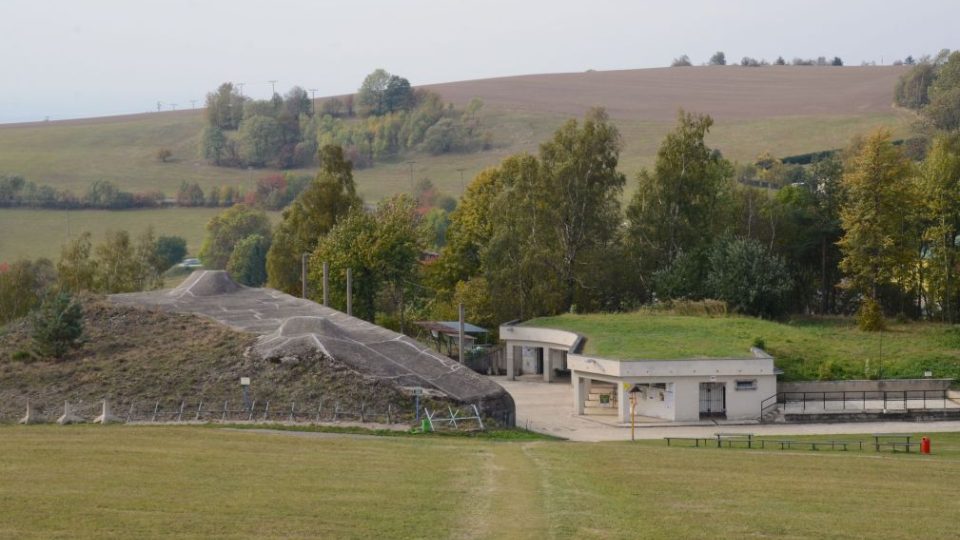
top-left (200, 70), bottom-right (491, 171)
top-left (0, 230), bottom-right (186, 326)
top-left (175, 174), bottom-right (311, 210)
top-left (895, 49), bottom-right (960, 131)
top-left (675, 53), bottom-right (844, 67)
top-left (0, 176), bottom-right (164, 210)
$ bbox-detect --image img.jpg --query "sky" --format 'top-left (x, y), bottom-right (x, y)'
top-left (1, 0), bottom-right (958, 123)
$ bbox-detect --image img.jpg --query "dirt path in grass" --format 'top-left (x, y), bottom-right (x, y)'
top-left (455, 442), bottom-right (550, 539)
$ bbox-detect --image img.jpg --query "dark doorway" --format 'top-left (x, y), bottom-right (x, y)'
top-left (699, 382), bottom-right (726, 419)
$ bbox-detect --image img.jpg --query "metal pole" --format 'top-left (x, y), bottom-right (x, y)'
top-left (322, 261), bottom-right (329, 306)
top-left (346, 268), bottom-right (353, 316)
top-left (458, 303), bottom-right (465, 365)
top-left (631, 395), bottom-right (636, 442)
top-left (301, 253), bottom-right (308, 299)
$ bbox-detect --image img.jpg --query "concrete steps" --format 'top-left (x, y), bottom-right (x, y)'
top-left (584, 383), bottom-right (617, 416)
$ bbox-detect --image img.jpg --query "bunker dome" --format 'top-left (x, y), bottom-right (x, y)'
top-left (110, 270), bottom-right (515, 424)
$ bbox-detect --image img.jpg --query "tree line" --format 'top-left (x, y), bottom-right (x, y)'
top-left (200, 69), bottom-right (491, 171)
top-left (674, 52), bottom-right (845, 67)
top-left (895, 49), bottom-right (960, 132)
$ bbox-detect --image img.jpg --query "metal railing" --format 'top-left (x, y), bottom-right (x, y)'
top-left (773, 390), bottom-right (959, 413)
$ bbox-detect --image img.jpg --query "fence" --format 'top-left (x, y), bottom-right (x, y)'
top-left (423, 405), bottom-right (485, 432)
top-left (0, 397), bottom-right (415, 426)
top-left (762, 389), bottom-right (960, 416)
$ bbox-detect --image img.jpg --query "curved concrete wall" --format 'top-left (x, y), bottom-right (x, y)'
top-left (498, 324), bottom-right (581, 351)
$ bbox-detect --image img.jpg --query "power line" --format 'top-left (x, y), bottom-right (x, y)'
top-left (268, 80), bottom-right (278, 95)
top-left (236, 82), bottom-right (245, 97)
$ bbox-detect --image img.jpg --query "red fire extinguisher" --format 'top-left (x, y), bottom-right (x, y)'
top-left (921, 437), bottom-right (931, 455)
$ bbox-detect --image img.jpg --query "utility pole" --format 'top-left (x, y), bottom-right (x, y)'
top-left (456, 167), bottom-right (467, 193)
top-left (346, 268), bottom-right (353, 316)
top-left (301, 253), bottom-right (309, 299)
top-left (156, 101), bottom-right (162, 112)
top-left (170, 103), bottom-right (177, 111)
top-left (268, 80), bottom-right (278, 96)
top-left (406, 161), bottom-right (416, 193)
top-left (189, 99), bottom-right (197, 109)
top-left (322, 261), bottom-right (329, 306)
top-left (309, 88), bottom-right (318, 113)
top-left (458, 303), bottom-right (465, 365)
top-left (236, 82), bottom-right (245, 97)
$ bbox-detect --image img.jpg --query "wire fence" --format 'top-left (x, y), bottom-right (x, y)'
top-left (0, 397), bottom-right (418, 426)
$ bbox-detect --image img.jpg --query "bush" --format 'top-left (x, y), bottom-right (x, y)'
top-left (857, 297), bottom-right (885, 331)
top-left (31, 293), bottom-right (85, 358)
top-left (752, 336), bottom-right (766, 350)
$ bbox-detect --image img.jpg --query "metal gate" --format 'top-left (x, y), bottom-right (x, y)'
top-left (699, 382), bottom-right (726, 418)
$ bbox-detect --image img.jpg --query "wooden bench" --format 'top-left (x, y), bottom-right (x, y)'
top-left (881, 441), bottom-right (920, 453)
top-left (759, 439), bottom-right (863, 451)
top-left (715, 432), bottom-right (755, 448)
top-left (664, 437), bottom-right (715, 447)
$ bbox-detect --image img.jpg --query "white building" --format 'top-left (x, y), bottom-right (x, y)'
top-left (499, 323), bottom-right (777, 423)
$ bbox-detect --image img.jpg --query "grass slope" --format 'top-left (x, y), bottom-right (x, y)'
top-left (0, 66), bottom-right (914, 263)
top-left (1, 426), bottom-right (959, 539)
top-left (527, 312), bottom-right (960, 381)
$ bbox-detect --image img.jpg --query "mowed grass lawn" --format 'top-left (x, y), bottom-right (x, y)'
top-left (1, 426), bottom-right (959, 539)
top-left (528, 312), bottom-right (960, 381)
top-left (0, 207), bottom-right (281, 263)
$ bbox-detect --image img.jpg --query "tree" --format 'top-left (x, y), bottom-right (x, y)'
top-left (534, 107), bottom-right (626, 310)
top-left (205, 82), bottom-right (245, 129)
top-left (0, 258), bottom-right (55, 325)
top-left (31, 292), bottom-right (84, 359)
top-left (671, 55), bottom-right (692, 67)
top-left (357, 69), bottom-right (392, 116)
top-left (894, 61), bottom-right (937, 110)
top-left (176, 181), bottom-right (205, 207)
top-left (237, 115), bottom-right (283, 166)
top-left (705, 236), bottom-right (792, 318)
top-left (227, 234), bottom-right (271, 286)
top-left (926, 51), bottom-right (960, 131)
top-left (57, 232), bottom-right (97, 293)
top-left (284, 86), bottom-right (312, 118)
top-left (266, 145), bottom-right (361, 294)
top-left (919, 133), bottom-right (960, 321)
top-left (198, 205), bottom-right (272, 269)
top-left (309, 195), bottom-right (422, 321)
top-left (831, 56), bottom-right (844, 66)
top-left (775, 56), bottom-right (786, 65)
top-left (155, 235), bottom-right (187, 272)
top-left (201, 126), bottom-right (227, 165)
top-left (838, 129), bottom-right (915, 324)
top-left (94, 230), bottom-right (152, 293)
top-left (709, 51), bottom-right (726, 66)
top-left (384, 75), bottom-right (414, 112)
top-left (626, 110), bottom-right (733, 285)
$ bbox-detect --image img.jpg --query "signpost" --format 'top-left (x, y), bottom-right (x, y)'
top-left (628, 384), bottom-right (642, 442)
top-left (240, 377), bottom-right (251, 411)
top-left (414, 387), bottom-right (423, 421)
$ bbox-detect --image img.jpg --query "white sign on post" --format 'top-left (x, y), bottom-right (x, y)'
top-left (240, 377), bottom-right (251, 386)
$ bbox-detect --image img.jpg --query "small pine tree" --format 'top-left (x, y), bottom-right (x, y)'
top-left (32, 293), bottom-right (85, 358)
top-left (858, 297), bottom-right (885, 332)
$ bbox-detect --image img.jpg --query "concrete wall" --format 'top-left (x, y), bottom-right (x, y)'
top-left (779, 379), bottom-right (953, 394)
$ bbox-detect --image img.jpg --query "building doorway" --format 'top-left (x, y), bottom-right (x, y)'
top-left (699, 382), bottom-right (726, 419)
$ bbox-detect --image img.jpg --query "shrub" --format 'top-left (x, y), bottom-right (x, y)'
top-left (857, 297), bottom-right (885, 331)
top-left (752, 336), bottom-right (766, 350)
top-left (31, 293), bottom-right (85, 358)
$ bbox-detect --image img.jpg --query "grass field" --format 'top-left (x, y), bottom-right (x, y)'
top-left (0, 207), bottom-right (281, 263)
top-left (1, 425), bottom-right (959, 539)
top-left (527, 312), bottom-right (960, 381)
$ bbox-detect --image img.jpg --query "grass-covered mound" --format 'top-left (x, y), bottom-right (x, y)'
top-left (526, 311), bottom-right (960, 381)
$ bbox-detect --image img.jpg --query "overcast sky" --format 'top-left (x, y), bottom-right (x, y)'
top-left (1, 0), bottom-right (957, 123)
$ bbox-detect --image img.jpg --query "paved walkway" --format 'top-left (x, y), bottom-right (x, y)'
top-left (492, 376), bottom-right (960, 442)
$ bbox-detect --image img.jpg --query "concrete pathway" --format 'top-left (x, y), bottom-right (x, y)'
top-left (492, 376), bottom-right (960, 442)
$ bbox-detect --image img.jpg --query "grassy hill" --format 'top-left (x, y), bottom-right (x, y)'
top-left (527, 311), bottom-right (960, 381)
top-left (0, 65), bottom-right (914, 263)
